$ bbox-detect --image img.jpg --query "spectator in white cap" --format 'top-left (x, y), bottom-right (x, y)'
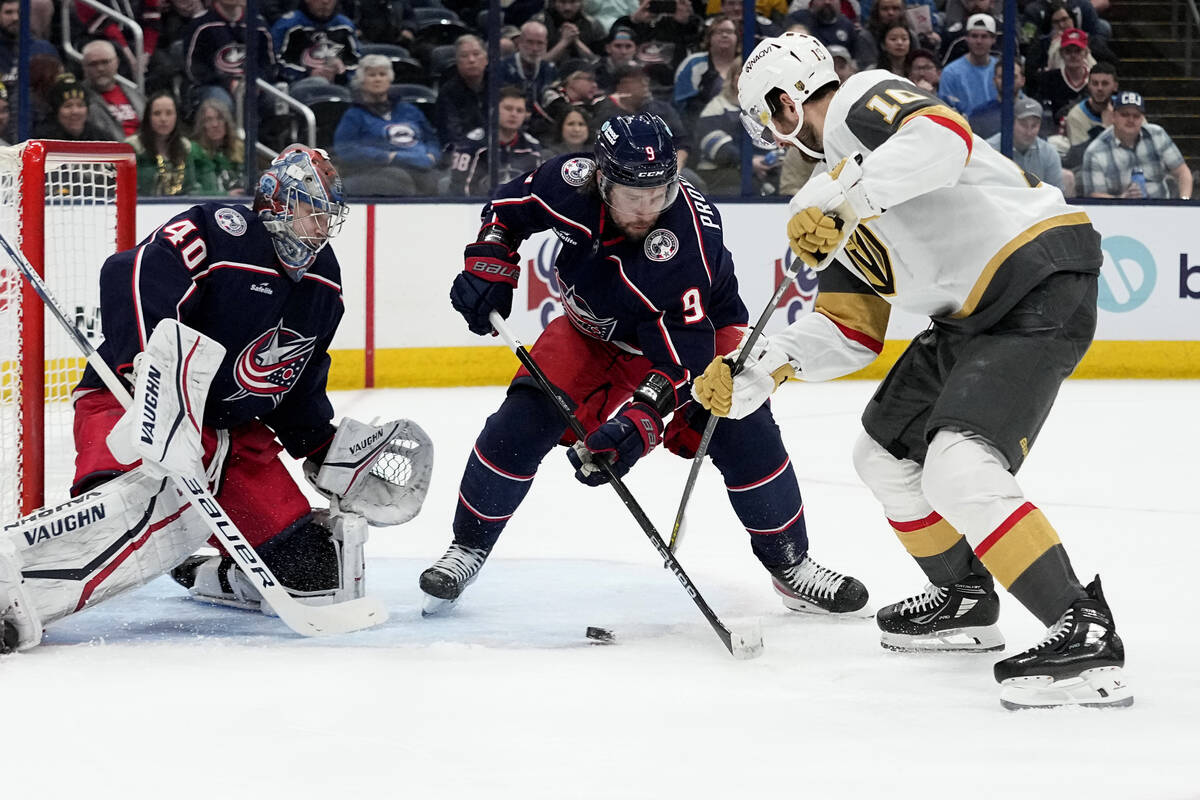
top-left (938, 13), bottom-right (998, 114)
top-left (986, 95), bottom-right (1069, 194)
top-left (1081, 91), bottom-right (1193, 200)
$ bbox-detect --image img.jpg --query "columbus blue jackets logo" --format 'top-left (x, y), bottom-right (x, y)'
top-left (560, 157), bottom-right (594, 187)
top-left (559, 281), bottom-right (618, 341)
top-left (644, 229), bottom-right (679, 262)
top-left (216, 43), bottom-right (247, 75)
top-left (226, 321), bottom-right (317, 402)
top-left (386, 123), bottom-right (418, 148)
top-left (301, 32), bottom-right (344, 70)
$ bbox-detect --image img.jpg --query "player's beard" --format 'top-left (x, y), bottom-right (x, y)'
top-left (796, 120), bottom-right (824, 162)
top-left (612, 211), bottom-right (659, 241)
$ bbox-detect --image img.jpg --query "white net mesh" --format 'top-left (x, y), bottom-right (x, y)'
top-left (0, 143), bottom-right (125, 522)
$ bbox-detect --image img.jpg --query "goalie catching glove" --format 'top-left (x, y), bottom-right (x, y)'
top-left (304, 417), bottom-right (434, 526)
top-left (785, 153), bottom-right (878, 270)
top-left (692, 335), bottom-right (797, 420)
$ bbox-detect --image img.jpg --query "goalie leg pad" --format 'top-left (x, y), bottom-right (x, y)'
top-left (0, 538), bottom-right (42, 652)
top-left (174, 508), bottom-right (366, 613)
top-left (5, 469), bottom-right (209, 632)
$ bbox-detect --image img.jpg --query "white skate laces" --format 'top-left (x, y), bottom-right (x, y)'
top-left (432, 543), bottom-right (488, 583)
top-left (898, 584), bottom-right (948, 616)
top-left (783, 556), bottom-right (846, 599)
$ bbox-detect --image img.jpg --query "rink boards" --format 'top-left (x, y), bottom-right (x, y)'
top-left (134, 200), bottom-right (1200, 388)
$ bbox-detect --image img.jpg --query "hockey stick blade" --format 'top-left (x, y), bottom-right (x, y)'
top-left (489, 312), bottom-right (759, 660)
top-left (729, 618), bottom-right (764, 660)
top-left (0, 232), bottom-right (388, 638)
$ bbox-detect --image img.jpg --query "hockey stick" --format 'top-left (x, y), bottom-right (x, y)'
top-left (667, 211), bottom-right (861, 555)
top-left (0, 232), bottom-right (388, 637)
top-left (488, 311), bottom-right (763, 660)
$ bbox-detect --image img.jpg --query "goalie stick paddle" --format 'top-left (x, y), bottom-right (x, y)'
top-left (667, 210), bottom-right (861, 555)
top-left (488, 312), bottom-right (763, 661)
top-left (0, 232), bottom-right (388, 638)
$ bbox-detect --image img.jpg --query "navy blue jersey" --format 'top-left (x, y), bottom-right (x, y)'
top-left (76, 203), bottom-right (343, 459)
top-left (484, 153), bottom-right (748, 396)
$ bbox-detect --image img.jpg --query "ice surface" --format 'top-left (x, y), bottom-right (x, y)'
top-left (5, 381), bottom-right (1198, 798)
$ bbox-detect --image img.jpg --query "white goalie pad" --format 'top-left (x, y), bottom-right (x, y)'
top-left (106, 319), bottom-right (227, 481)
top-left (304, 418), bottom-right (434, 527)
top-left (2, 469), bottom-right (210, 646)
top-left (185, 507), bottom-right (369, 613)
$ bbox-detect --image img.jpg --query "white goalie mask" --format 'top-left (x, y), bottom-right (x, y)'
top-left (738, 33), bottom-right (840, 160)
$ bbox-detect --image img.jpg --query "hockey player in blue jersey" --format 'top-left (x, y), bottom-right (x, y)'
top-left (420, 112), bottom-right (869, 618)
top-left (0, 145), bottom-right (430, 652)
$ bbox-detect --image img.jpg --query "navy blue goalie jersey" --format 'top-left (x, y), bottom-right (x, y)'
top-left (484, 152), bottom-right (748, 395)
top-left (76, 203), bottom-right (343, 459)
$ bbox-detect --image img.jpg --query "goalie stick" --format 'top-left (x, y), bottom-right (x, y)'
top-left (0, 231), bottom-right (388, 637)
top-left (488, 311), bottom-right (763, 660)
top-left (667, 205), bottom-right (861, 555)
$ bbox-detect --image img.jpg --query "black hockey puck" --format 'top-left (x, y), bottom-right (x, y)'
top-left (585, 626), bottom-right (614, 644)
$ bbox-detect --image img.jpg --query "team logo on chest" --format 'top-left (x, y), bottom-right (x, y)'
top-left (226, 320), bottom-right (318, 403)
top-left (559, 280), bottom-right (618, 341)
top-left (560, 157), bottom-right (595, 186)
top-left (644, 229), bottom-right (679, 262)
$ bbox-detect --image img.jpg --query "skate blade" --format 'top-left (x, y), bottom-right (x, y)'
top-left (880, 625), bottom-right (1005, 653)
top-left (421, 592), bottom-right (459, 617)
top-left (999, 666), bottom-right (1134, 710)
top-left (186, 589), bottom-right (269, 615)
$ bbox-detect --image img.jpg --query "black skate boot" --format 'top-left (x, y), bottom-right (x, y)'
top-left (419, 542), bottom-right (490, 616)
top-left (994, 576), bottom-right (1132, 709)
top-left (767, 554), bottom-right (869, 615)
top-left (877, 574), bottom-right (1004, 652)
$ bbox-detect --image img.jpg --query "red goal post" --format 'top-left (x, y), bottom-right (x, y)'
top-left (0, 140), bottom-right (136, 519)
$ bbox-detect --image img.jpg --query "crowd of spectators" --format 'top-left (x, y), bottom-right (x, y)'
top-left (0, 0), bottom-right (1192, 199)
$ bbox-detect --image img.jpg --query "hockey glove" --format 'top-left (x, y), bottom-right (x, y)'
top-left (451, 238), bottom-right (521, 336)
top-left (786, 154), bottom-right (879, 270)
top-left (692, 335), bottom-right (795, 420)
top-left (567, 402), bottom-right (664, 486)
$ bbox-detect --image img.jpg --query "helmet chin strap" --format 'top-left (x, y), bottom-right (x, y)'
top-left (771, 117), bottom-right (825, 161)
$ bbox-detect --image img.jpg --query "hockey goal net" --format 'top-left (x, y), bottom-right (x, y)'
top-left (0, 140), bottom-right (136, 520)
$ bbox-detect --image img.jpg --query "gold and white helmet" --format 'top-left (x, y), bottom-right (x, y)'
top-left (738, 33), bottom-right (840, 159)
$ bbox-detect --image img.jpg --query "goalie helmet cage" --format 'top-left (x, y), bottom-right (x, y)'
top-left (0, 140), bottom-right (136, 520)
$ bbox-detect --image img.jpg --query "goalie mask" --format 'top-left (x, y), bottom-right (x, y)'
top-left (255, 144), bottom-right (348, 280)
top-left (738, 33), bottom-right (839, 159)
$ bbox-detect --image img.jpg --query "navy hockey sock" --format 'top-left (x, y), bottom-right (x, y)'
top-left (452, 387), bottom-right (567, 551)
top-left (708, 404), bottom-right (809, 566)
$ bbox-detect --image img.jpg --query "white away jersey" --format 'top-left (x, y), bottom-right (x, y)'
top-left (777, 70), bottom-right (1101, 381)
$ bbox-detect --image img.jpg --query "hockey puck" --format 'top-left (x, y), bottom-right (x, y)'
top-left (585, 626), bottom-right (615, 644)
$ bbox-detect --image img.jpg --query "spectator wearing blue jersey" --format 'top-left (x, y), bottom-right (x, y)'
top-left (938, 13), bottom-right (997, 114)
top-left (333, 54), bottom-right (441, 196)
top-left (271, 0), bottom-right (361, 86)
top-left (673, 15), bottom-right (739, 131)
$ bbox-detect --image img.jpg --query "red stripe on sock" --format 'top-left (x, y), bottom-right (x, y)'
top-left (888, 510), bottom-right (943, 532)
top-left (974, 501), bottom-right (1037, 558)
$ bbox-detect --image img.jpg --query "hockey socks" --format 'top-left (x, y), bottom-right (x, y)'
top-left (453, 388), bottom-right (567, 551)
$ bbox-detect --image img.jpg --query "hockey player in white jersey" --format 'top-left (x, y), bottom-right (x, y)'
top-left (693, 32), bottom-right (1131, 709)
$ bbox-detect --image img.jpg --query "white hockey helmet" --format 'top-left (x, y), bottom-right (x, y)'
top-left (738, 32), bottom-right (840, 159)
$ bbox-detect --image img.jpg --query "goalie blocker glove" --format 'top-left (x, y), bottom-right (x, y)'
top-left (568, 371), bottom-right (676, 486)
top-left (451, 222), bottom-right (521, 335)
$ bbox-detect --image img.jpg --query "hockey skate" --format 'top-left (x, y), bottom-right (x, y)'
top-left (877, 575), bottom-right (1004, 652)
top-left (767, 554), bottom-right (869, 615)
top-left (994, 576), bottom-right (1132, 710)
top-left (419, 542), bottom-right (490, 616)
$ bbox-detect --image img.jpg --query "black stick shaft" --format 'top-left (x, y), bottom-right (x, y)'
top-left (489, 313), bottom-right (742, 656)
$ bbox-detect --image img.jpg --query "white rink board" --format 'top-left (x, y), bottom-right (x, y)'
top-left (136, 201), bottom-right (1200, 352)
